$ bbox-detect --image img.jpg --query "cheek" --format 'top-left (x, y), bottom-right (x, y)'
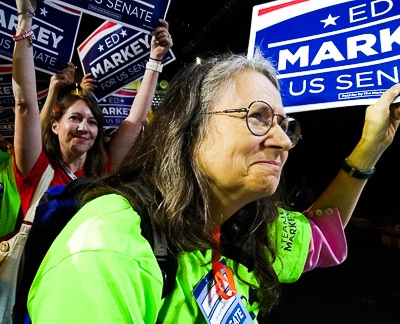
top-left (281, 151), bottom-right (289, 166)
top-left (91, 126), bottom-right (99, 139)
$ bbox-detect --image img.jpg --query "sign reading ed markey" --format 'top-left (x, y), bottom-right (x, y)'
top-left (49, 0), bottom-right (171, 34)
top-left (78, 20), bottom-right (175, 101)
top-left (248, 0), bottom-right (400, 113)
top-left (0, 0), bottom-right (82, 74)
top-left (99, 88), bottom-right (137, 135)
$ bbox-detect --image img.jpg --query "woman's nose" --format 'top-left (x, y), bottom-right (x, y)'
top-left (264, 123), bottom-right (292, 151)
top-left (78, 120), bottom-right (89, 132)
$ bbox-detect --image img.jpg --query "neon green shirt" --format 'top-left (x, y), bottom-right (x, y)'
top-left (28, 194), bottom-right (311, 323)
top-left (0, 151), bottom-right (20, 236)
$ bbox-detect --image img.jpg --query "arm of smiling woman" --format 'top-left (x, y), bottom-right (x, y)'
top-left (12, 0), bottom-right (42, 177)
top-left (308, 83), bottom-right (400, 228)
top-left (107, 20), bottom-right (172, 169)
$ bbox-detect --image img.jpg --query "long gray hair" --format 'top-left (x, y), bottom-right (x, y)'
top-left (84, 51), bottom-right (283, 312)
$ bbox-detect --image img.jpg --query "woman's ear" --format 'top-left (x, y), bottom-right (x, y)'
top-left (51, 121), bottom-right (60, 135)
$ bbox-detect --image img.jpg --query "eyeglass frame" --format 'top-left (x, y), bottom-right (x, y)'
top-left (206, 100), bottom-right (301, 148)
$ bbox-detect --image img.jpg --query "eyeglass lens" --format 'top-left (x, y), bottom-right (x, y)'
top-left (246, 101), bottom-right (301, 147)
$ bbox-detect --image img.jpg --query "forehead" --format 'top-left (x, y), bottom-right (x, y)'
top-left (65, 100), bottom-right (94, 117)
top-left (221, 70), bottom-right (283, 114)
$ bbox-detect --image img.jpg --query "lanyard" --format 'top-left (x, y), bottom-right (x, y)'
top-left (212, 226), bottom-right (237, 300)
top-left (58, 161), bottom-right (77, 181)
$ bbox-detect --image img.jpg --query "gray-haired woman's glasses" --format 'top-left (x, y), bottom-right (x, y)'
top-left (207, 100), bottom-right (301, 148)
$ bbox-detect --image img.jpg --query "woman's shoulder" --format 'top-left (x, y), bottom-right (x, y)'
top-left (62, 194), bottom-right (139, 246)
top-left (45, 194), bottom-right (153, 263)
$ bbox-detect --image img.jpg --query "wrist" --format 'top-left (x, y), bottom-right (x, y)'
top-left (16, 19), bottom-right (32, 33)
top-left (347, 139), bottom-right (382, 171)
top-left (48, 84), bottom-right (61, 95)
top-left (342, 157), bottom-right (375, 180)
top-left (146, 61), bottom-right (163, 73)
top-left (149, 56), bottom-right (163, 62)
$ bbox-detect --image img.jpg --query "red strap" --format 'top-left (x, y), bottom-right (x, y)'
top-left (13, 29), bottom-right (34, 42)
top-left (211, 226), bottom-right (237, 300)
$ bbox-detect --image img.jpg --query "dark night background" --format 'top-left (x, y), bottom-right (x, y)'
top-left (7, 0), bottom-right (400, 322)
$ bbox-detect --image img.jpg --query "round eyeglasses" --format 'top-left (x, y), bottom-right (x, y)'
top-left (207, 100), bottom-right (301, 148)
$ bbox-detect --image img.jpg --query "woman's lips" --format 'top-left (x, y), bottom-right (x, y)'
top-left (74, 136), bottom-right (89, 141)
top-left (253, 160), bottom-right (282, 171)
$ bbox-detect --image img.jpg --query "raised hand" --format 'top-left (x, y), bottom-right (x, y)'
top-left (50, 62), bottom-right (75, 92)
top-left (80, 73), bottom-right (98, 97)
top-left (150, 19), bottom-right (173, 61)
top-left (361, 84), bottom-right (400, 152)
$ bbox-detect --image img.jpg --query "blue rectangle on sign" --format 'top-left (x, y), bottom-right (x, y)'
top-left (0, 0), bottom-right (82, 75)
top-left (98, 88), bottom-right (136, 134)
top-left (0, 65), bottom-right (48, 139)
top-left (78, 21), bottom-right (175, 101)
top-left (248, 0), bottom-right (400, 112)
top-left (49, 0), bottom-right (171, 34)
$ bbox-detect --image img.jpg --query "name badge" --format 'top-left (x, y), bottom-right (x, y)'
top-left (193, 259), bottom-right (254, 324)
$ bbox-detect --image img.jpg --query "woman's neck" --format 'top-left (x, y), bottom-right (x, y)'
top-left (58, 151), bottom-right (87, 173)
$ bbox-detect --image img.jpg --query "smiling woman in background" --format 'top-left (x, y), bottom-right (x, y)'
top-left (1, 0), bottom-right (173, 322)
top-left (12, 0), bottom-right (172, 216)
top-left (27, 46), bottom-right (400, 324)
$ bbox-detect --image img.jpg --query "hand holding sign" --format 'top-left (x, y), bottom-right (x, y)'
top-left (50, 62), bottom-right (75, 92)
top-left (80, 73), bottom-right (98, 97)
top-left (345, 83), bottom-right (400, 177)
top-left (150, 19), bottom-right (172, 61)
top-left (363, 84), bottom-right (400, 152)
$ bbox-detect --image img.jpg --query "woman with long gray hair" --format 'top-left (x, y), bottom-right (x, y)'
top-left (27, 52), bottom-right (400, 323)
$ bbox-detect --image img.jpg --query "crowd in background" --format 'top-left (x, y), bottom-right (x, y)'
top-left (1, 0), bottom-right (400, 323)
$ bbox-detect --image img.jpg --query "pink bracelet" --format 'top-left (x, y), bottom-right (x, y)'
top-left (13, 29), bottom-right (34, 42)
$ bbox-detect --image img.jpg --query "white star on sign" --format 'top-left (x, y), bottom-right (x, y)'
top-left (98, 44), bottom-right (104, 52)
top-left (320, 14), bottom-right (339, 28)
top-left (40, 7), bottom-right (48, 16)
top-left (120, 29), bottom-right (128, 37)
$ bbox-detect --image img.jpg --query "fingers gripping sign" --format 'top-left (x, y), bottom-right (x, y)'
top-left (51, 62), bottom-right (75, 92)
top-left (80, 73), bottom-right (98, 97)
top-left (362, 84), bottom-right (400, 151)
top-left (150, 19), bottom-right (173, 61)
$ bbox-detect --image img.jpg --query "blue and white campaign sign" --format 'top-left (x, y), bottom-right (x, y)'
top-left (49, 0), bottom-right (171, 34)
top-left (0, 0), bottom-right (82, 75)
top-left (0, 65), bottom-right (49, 139)
top-left (78, 21), bottom-right (175, 101)
top-left (98, 88), bottom-right (137, 135)
top-left (0, 65), bottom-right (15, 138)
top-left (248, 0), bottom-right (400, 113)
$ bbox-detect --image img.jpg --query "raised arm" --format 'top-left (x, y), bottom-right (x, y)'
top-left (107, 19), bottom-right (173, 169)
top-left (309, 84), bottom-right (400, 227)
top-left (40, 63), bottom-right (75, 130)
top-left (12, 0), bottom-right (41, 176)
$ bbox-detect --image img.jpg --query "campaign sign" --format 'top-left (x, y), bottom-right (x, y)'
top-left (49, 0), bottom-right (171, 34)
top-left (0, 65), bottom-right (49, 139)
top-left (78, 21), bottom-right (175, 101)
top-left (0, 65), bottom-right (14, 138)
top-left (0, 0), bottom-right (82, 74)
top-left (248, 0), bottom-right (400, 113)
top-left (98, 88), bottom-right (137, 135)
top-left (37, 88), bottom-right (49, 111)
